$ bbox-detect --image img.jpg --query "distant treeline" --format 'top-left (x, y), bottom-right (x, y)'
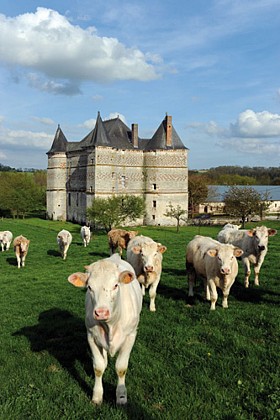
top-left (190, 166), bottom-right (280, 185)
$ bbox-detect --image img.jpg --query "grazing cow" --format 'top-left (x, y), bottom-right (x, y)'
top-left (186, 235), bottom-right (243, 310)
top-left (127, 235), bottom-right (167, 312)
top-left (0, 230), bottom-right (13, 251)
top-left (13, 235), bottom-right (30, 268)
top-left (217, 223), bottom-right (241, 243)
top-left (68, 253), bottom-right (142, 405)
top-left (80, 226), bottom-right (91, 247)
top-left (108, 229), bottom-right (138, 256)
top-left (217, 225), bottom-right (277, 287)
top-left (57, 229), bottom-right (72, 260)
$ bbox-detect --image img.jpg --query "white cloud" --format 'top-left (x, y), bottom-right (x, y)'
top-left (81, 119), bottom-right (96, 130)
top-left (0, 7), bottom-right (160, 89)
top-left (0, 151), bottom-right (7, 160)
top-left (230, 109), bottom-right (280, 138)
top-left (32, 116), bottom-right (55, 126)
top-left (0, 127), bottom-right (53, 150)
top-left (105, 113), bottom-right (127, 124)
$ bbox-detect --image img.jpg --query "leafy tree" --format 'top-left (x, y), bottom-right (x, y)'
top-left (87, 195), bottom-right (145, 232)
top-left (0, 172), bottom-right (46, 218)
top-left (164, 203), bottom-right (188, 232)
top-left (188, 174), bottom-right (209, 218)
top-left (223, 186), bottom-right (271, 228)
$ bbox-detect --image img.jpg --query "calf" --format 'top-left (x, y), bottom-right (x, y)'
top-left (217, 225), bottom-right (277, 287)
top-left (127, 235), bottom-right (167, 312)
top-left (57, 229), bottom-right (72, 260)
top-left (108, 229), bottom-right (138, 255)
top-left (68, 254), bottom-right (142, 405)
top-left (0, 230), bottom-right (13, 251)
top-left (186, 235), bottom-right (243, 310)
top-left (13, 235), bottom-right (30, 268)
top-left (80, 226), bottom-right (91, 247)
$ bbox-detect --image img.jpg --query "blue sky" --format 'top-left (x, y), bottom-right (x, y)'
top-left (0, 0), bottom-right (280, 170)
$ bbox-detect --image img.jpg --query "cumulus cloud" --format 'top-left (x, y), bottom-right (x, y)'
top-left (27, 73), bottom-right (82, 96)
top-left (105, 113), bottom-right (127, 124)
top-left (81, 119), bottom-right (96, 130)
top-left (0, 7), bottom-right (159, 90)
top-left (32, 116), bottom-right (55, 126)
top-left (230, 109), bottom-right (280, 138)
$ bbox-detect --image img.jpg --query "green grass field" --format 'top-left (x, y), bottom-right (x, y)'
top-left (0, 218), bottom-right (279, 420)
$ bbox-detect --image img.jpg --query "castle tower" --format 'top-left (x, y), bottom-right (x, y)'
top-left (46, 125), bottom-right (68, 221)
top-left (143, 114), bottom-right (188, 225)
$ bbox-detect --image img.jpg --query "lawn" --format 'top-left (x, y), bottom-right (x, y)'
top-left (0, 218), bottom-right (279, 420)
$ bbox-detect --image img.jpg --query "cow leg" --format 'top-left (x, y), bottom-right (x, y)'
top-left (242, 258), bottom-right (251, 288)
top-left (87, 333), bottom-right (107, 405)
top-left (222, 289), bottom-right (229, 308)
top-left (22, 254), bottom-right (26, 267)
top-left (16, 254), bottom-right (21, 268)
top-left (149, 280), bottom-right (159, 312)
top-left (115, 333), bottom-right (137, 405)
top-left (207, 278), bottom-right (218, 310)
top-left (186, 263), bottom-right (196, 297)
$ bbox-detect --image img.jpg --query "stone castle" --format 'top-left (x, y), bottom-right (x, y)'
top-left (46, 112), bottom-right (188, 226)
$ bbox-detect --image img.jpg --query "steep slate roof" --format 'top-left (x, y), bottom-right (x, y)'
top-left (47, 125), bottom-right (68, 154)
top-left (47, 112), bottom-right (187, 154)
top-left (144, 118), bottom-right (187, 150)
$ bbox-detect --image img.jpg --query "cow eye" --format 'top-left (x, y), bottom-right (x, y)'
top-left (113, 283), bottom-right (119, 290)
top-left (87, 285), bottom-right (92, 291)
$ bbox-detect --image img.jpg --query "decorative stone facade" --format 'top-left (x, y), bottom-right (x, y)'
top-left (47, 113), bottom-right (188, 226)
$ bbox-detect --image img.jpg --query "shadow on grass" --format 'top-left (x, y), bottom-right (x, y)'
top-left (6, 257), bottom-right (17, 266)
top-left (230, 281), bottom-right (280, 305)
top-left (12, 308), bottom-right (148, 414)
top-left (47, 249), bottom-right (61, 257)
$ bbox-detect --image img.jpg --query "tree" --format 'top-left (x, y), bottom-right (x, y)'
top-left (164, 203), bottom-right (188, 232)
top-left (223, 186), bottom-right (271, 228)
top-left (87, 195), bottom-right (145, 232)
top-left (188, 174), bottom-right (209, 218)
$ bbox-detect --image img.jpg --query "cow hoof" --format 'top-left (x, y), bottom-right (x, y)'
top-left (116, 385), bottom-right (127, 405)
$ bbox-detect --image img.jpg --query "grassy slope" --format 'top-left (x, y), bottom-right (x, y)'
top-left (0, 219), bottom-right (279, 420)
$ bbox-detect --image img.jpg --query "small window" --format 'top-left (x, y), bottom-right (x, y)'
top-left (90, 186), bottom-right (93, 192)
top-left (153, 184), bottom-right (157, 190)
top-left (153, 200), bottom-right (156, 208)
top-left (68, 193), bottom-right (71, 206)
top-left (121, 176), bottom-right (126, 188)
top-left (76, 193), bottom-right (79, 206)
top-left (152, 215), bottom-right (156, 220)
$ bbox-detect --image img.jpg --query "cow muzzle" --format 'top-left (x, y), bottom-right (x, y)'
top-left (94, 307), bottom-right (110, 321)
top-left (144, 265), bottom-right (154, 273)
top-left (220, 267), bottom-right (231, 275)
top-left (258, 245), bottom-right (266, 252)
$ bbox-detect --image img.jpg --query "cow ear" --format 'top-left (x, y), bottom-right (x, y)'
top-left (234, 248), bottom-right (243, 257)
top-left (268, 229), bottom-right (277, 236)
top-left (119, 271), bottom-right (134, 284)
top-left (158, 244), bottom-right (167, 254)
top-left (132, 245), bottom-right (141, 254)
top-left (207, 249), bottom-right (218, 257)
top-left (68, 272), bottom-right (88, 288)
top-left (246, 229), bottom-right (254, 237)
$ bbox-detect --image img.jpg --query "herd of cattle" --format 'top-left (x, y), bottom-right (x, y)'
top-left (0, 223), bottom-right (277, 405)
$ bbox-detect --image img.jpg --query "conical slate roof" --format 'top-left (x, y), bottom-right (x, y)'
top-left (47, 125), bottom-right (68, 154)
top-left (144, 116), bottom-right (187, 150)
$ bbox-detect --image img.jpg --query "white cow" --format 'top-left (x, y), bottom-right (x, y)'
top-left (186, 235), bottom-right (243, 310)
top-left (68, 254), bottom-right (142, 405)
top-left (57, 229), bottom-right (72, 260)
top-left (13, 235), bottom-right (30, 268)
top-left (217, 225), bottom-right (277, 287)
top-left (80, 226), bottom-right (91, 247)
top-left (127, 235), bottom-right (167, 312)
top-left (0, 230), bottom-right (13, 251)
top-left (217, 224), bottom-right (241, 243)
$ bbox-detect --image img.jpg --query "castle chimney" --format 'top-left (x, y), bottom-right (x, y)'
top-left (166, 115), bottom-right (172, 147)
top-left (132, 123), bottom-right (138, 148)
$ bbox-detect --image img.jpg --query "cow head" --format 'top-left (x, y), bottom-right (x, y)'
top-left (247, 226), bottom-right (277, 253)
top-left (68, 259), bottom-right (135, 322)
top-left (132, 242), bottom-right (167, 273)
top-left (207, 245), bottom-right (243, 275)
